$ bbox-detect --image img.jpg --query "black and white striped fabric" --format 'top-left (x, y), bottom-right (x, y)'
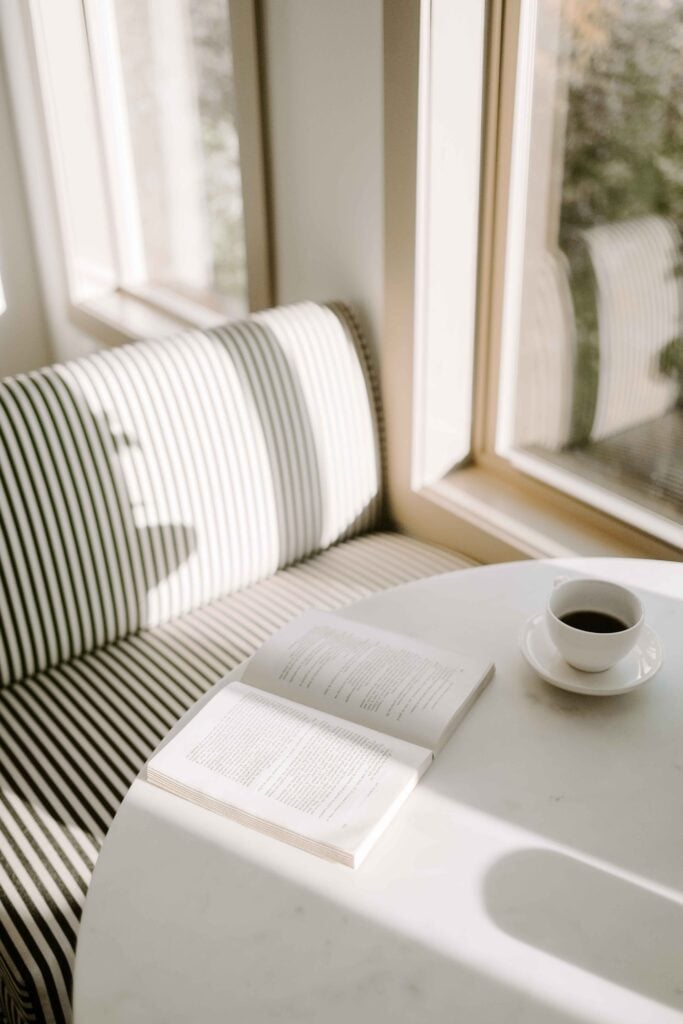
top-left (0, 302), bottom-right (382, 687)
top-left (0, 532), bottom-right (473, 1024)
top-left (0, 300), bottom-right (475, 1023)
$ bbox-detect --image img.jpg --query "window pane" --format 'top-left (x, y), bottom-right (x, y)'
top-left (499, 0), bottom-right (683, 538)
top-left (112, 0), bottom-right (248, 314)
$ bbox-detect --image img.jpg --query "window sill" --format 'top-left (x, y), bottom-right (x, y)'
top-left (72, 286), bottom-right (233, 349)
top-left (393, 463), bottom-right (681, 564)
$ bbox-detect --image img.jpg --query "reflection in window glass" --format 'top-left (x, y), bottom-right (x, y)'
top-left (501, 0), bottom-right (683, 533)
top-left (113, 0), bottom-right (248, 314)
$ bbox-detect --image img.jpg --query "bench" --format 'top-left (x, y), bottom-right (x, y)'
top-left (0, 300), bottom-right (472, 1023)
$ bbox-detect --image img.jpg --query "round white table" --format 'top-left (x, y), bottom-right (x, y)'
top-left (73, 559), bottom-right (683, 1024)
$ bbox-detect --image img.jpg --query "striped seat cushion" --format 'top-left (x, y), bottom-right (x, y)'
top-left (0, 302), bottom-right (382, 687)
top-left (0, 531), bottom-right (473, 1024)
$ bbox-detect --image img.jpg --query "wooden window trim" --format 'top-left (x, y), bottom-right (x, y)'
top-left (2, 0), bottom-right (272, 358)
top-left (383, 0), bottom-right (681, 563)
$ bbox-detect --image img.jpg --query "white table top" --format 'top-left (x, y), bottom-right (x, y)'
top-left (73, 558), bottom-right (683, 1024)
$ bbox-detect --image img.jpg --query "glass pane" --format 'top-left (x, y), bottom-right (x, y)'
top-left (500, 0), bottom-right (683, 537)
top-left (112, 0), bottom-right (248, 314)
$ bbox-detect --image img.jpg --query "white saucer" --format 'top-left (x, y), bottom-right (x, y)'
top-left (520, 614), bottom-right (663, 696)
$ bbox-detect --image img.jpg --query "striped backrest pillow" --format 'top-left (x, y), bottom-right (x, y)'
top-left (0, 301), bottom-right (383, 685)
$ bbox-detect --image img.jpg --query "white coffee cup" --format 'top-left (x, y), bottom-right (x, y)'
top-left (546, 577), bottom-right (644, 672)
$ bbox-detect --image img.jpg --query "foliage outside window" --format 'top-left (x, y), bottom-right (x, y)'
top-left (501, 0), bottom-right (683, 538)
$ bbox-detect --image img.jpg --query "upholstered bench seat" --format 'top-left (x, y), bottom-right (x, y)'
top-left (1, 531), bottom-right (471, 1024)
top-left (0, 301), bottom-right (474, 1023)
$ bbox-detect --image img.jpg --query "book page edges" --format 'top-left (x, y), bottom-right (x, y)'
top-left (147, 751), bottom-right (431, 869)
top-left (432, 661), bottom-right (495, 755)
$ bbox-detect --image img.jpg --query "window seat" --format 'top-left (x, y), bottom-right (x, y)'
top-left (0, 301), bottom-right (473, 1024)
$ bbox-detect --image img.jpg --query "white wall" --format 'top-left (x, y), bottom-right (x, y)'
top-left (1, 0), bottom-right (385, 373)
top-left (262, 0), bottom-right (383, 358)
top-left (0, 56), bottom-right (52, 377)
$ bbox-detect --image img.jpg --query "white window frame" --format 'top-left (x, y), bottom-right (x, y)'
top-left (1, 0), bottom-right (271, 359)
top-left (383, 0), bottom-right (681, 562)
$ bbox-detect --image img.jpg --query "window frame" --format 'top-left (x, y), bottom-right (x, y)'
top-left (383, 0), bottom-right (682, 562)
top-left (1, 0), bottom-right (272, 357)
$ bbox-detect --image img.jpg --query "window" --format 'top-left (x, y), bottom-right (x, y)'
top-left (95, 0), bottom-right (248, 315)
top-left (5, 0), bottom-right (269, 342)
top-left (494, 0), bottom-right (683, 548)
top-left (383, 0), bottom-right (681, 560)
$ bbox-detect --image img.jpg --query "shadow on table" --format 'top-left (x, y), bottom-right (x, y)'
top-left (483, 848), bottom-right (683, 1013)
top-left (418, 559), bottom-right (682, 894)
top-left (77, 792), bottom-right (594, 1024)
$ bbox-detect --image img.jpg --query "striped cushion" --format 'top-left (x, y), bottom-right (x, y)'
top-left (0, 532), bottom-right (473, 1024)
top-left (0, 302), bottom-right (382, 687)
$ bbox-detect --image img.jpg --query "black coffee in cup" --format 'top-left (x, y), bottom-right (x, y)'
top-left (559, 610), bottom-right (628, 633)
top-left (548, 578), bottom-right (643, 670)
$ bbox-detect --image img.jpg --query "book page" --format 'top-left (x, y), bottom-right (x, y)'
top-left (245, 611), bottom-right (494, 752)
top-left (147, 681), bottom-right (432, 865)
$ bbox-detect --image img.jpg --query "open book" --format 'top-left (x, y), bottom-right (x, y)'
top-left (147, 611), bottom-right (494, 867)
